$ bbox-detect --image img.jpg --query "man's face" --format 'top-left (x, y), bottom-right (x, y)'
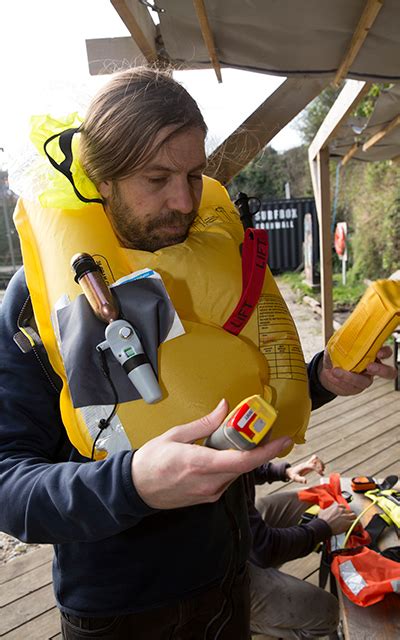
top-left (99, 127), bottom-right (207, 252)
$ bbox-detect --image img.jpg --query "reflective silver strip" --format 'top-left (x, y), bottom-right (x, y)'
top-left (339, 560), bottom-right (368, 596)
top-left (331, 533), bottom-right (346, 552)
top-left (392, 579), bottom-right (400, 593)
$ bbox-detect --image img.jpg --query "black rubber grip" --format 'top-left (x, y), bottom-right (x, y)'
top-left (122, 353), bottom-right (149, 373)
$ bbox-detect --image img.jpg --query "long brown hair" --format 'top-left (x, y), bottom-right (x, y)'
top-left (80, 66), bottom-right (207, 185)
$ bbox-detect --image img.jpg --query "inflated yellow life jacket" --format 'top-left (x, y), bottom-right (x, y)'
top-left (14, 176), bottom-right (311, 458)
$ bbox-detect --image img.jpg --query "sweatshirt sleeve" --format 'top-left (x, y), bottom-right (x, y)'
top-left (307, 351), bottom-right (337, 410)
top-left (253, 462), bottom-right (291, 485)
top-left (248, 498), bottom-right (332, 568)
top-left (0, 270), bottom-right (156, 544)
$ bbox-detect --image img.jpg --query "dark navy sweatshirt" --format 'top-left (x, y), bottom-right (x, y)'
top-left (0, 269), bottom-right (334, 615)
top-left (0, 269), bottom-right (251, 616)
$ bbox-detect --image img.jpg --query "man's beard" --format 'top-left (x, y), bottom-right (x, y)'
top-left (107, 184), bottom-right (198, 252)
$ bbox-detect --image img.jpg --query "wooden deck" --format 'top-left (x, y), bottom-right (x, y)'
top-left (0, 376), bottom-right (399, 639)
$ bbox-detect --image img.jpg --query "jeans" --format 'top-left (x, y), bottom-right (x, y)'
top-left (60, 566), bottom-right (250, 640)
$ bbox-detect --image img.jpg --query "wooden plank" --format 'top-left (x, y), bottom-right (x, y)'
top-left (1, 607), bottom-right (60, 640)
top-left (362, 112), bottom-right (400, 151)
top-left (308, 80), bottom-right (368, 161)
top-left (309, 379), bottom-right (392, 425)
top-left (288, 398), bottom-right (400, 464)
top-left (193, 0), bottom-right (222, 83)
top-left (338, 590), bottom-right (400, 640)
top-left (0, 583), bottom-right (56, 636)
top-left (341, 142), bottom-right (360, 166)
top-left (336, 427), bottom-right (399, 473)
top-left (294, 411), bottom-right (400, 466)
top-left (316, 148), bottom-right (333, 344)
top-left (378, 462), bottom-right (400, 478)
top-left (207, 77), bottom-right (329, 184)
top-left (0, 559), bottom-right (52, 607)
top-left (111, 0), bottom-right (158, 63)
top-left (334, 0), bottom-right (384, 86)
top-left (0, 546), bottom-right (53, 584)
top-left (304, 396), bottom-right (399, 447)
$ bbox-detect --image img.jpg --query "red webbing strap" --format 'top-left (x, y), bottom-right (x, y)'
top-left (223, 228), bottom-right (268, 336)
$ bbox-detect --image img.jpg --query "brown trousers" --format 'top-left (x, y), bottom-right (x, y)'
top-left (250, 490), bottom-right (339, 639)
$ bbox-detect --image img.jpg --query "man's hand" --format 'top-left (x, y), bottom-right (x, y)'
top-left (317, 503), bottom-right (356, 535)
top-left (286, 454), bottom-right (325, 484)
top-left (131, 399), bottom-right (292, 509)
top-left (318, 345), bottom-right (396, 396)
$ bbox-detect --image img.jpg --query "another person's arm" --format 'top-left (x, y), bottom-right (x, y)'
top-left (248, 457), bottom-right (355, 568)
top-left (248, 498), bottom-right (348, 568)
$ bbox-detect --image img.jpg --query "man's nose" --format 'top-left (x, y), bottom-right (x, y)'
top-left (166, 179), bottom-right (194, 214)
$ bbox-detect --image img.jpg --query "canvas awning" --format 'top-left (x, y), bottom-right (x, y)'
top-left (330, 83), bottom-right (400, 163)
top-left (88, 0), bottom-right (400, 84)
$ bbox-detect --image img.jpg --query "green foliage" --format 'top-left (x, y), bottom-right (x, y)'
top-left (227, 145), bottom-right (312, 201)
top-left (280, 271), bottom-right (366, 311)
top-left (382, 194), bottom-right (400, 275)
top-left (331, 274), bottom-right (366, 309)
top-left (227, 147), bottom-right (285, 200)
top-left (296, 85), bottom-right (343, 145)
top-left (340, 160), bottom-right (400, 282)
top-left (354, 83), bottom-right (394, 119)
top-left (279, 272), bottom-right (315, 299)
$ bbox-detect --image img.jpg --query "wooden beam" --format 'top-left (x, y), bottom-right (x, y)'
top-left (362, 113), bottom-right (400, 151)
top-left (391, 154), bottom-right (400, 164)
top-left (193, 0), bottom-right (222, 83)
top-left (309, 80), bottom-right (369, 162)
top-left (111, 0), bottom-right (157, 63)
top-left (207, 77), bottom-right (329, 184)
top-left (334, 0), bottom-right (384, 86)
top-left (315, 148), bottom-right (334, 344)
top-left (341, 142), bottom-right (360, 166)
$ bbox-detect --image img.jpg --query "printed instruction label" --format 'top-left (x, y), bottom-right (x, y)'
top-left (257, 293), bottom-right (307, 382)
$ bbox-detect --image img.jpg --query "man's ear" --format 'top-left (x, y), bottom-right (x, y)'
top-left (98, 181), bottom-right (112, 199)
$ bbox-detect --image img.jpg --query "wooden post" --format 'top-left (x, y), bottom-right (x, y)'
top-left (316, 148), bottom-right (333, 344)
top-left (308, 80), bottom-right (369, 345)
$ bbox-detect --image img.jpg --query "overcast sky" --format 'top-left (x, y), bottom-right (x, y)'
top-left (0, 0), bottom-right (303, 170)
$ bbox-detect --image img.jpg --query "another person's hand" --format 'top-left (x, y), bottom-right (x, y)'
top-left (318, 345), bottom-right (396, 396)
top-left (131, 399), bottom-right (292, 509)
top-left (317, 502), bottom-right (356, 535)
top-left (285, 454), bottom-right (325, 484)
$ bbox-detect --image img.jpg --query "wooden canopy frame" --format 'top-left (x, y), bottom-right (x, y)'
top-left (193, 0), bottom-right (222, 82)
top-left (208, 77), bottom-right (329, 183)
top-left (101, 0), bottom-right (391, 347)
top-left (334, 0), bottom-right (384, 86)
top-left (308, 80), bottom-right (369, 344)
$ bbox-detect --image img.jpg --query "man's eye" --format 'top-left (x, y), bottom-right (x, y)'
top-left (189, 174), bottom-right (202, 182)
top-left (148, 176), bottom-right (167, 184)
